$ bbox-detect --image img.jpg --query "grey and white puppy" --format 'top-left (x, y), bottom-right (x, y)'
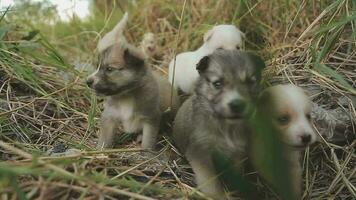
top-left (173, 49), bottom-right (264, 198)
top-left (87, 13), bottom-right (179, 150)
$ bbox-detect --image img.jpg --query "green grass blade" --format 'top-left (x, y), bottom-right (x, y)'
top-left (316, 12), bottom-right (356, 36)
top-left (313, 63), bottom-right (355, 93)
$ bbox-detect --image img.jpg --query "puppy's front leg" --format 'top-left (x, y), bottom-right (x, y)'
top-left (141, 120), bottom-right (159, 149)
top-left (97, 116), bottom-right (117, 149)
top-left (186, 151), bottom-right (226, 199)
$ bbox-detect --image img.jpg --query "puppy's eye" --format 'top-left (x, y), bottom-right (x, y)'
top-left (106, 67), bottom-right (114, 72)
top-left (217, 47), bottom-right (223, 50)
top-left (236, 46), bottom-right (240, 50)
top-left (247, 76), bottom-right (257, 84)
top-left (212, 80), bottom-right (224, 89)
top-left (277, 115), bottom-right (290, 125)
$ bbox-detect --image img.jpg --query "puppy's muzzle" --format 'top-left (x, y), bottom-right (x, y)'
top-left (300, 134), bottom-right (311, 144)
top-left (86, 78), bottom-right (94, 88)
top-left (229, 99), bottom-right (247, 115)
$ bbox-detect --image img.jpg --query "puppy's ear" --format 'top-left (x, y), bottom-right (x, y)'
top-left (203, 29), bottom-right (214, 42)
top-left (246, 52), bottom-right (265, 81)
top-left (97, 12), bottom-right (128, 52)
top-left (196, 56), bottom-right (210, 74)
top-left (113, 12), bottom-right (128, 38)
top-left (124, 48), bottom-right (144, 67)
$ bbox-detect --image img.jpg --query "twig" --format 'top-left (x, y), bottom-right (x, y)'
top-left (129, 166), bottom-right (167, 200)
top-left (330, 149), bottom-right (356, 196)
top-left (170, 0), bottom-right (188, 107)
top-left (111, 148), bottom-right (167, 180)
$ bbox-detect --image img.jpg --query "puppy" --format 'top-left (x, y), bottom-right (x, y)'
top-left (168, 25), bottom-right (244, 95)
top-left (140, 32), bottom-right (157, 58)
top-left (249, 84), bottom-right (317, 199)
top-left (87, 13), bottom-right (179, 149)
top-left (173, 49), bottom-right (264, 199)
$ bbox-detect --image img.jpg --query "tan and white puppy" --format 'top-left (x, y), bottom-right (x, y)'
top-left (249, 84), bottom-right (317, 199)
top-left (87, 13), bottom-right (179, 149)
top-left (173, 49), bottom-right (264, 199)
top-left (168, 25), bottom-right (244, 94)
top-left (140, 32), bottom-right (157, 58)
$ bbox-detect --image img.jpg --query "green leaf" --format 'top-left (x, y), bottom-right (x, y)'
top-left (9, 178), bottom-right (27, 200)
top-left (81, 94), bottom-right (97, 144)
top-left (316, 26), bottom-right (344, 63)
top-left (213, 151), bottom-right (262, 200)
top-left (21, 30), bottom-right (39, 41)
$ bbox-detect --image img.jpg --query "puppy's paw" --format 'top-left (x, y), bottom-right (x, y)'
top-left (136, 133), bottom-right (143, 143)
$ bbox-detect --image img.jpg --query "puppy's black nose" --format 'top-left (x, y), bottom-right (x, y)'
top-left (229, 99), bottom-right (246, 113)
top-left (301, 134), bottom-right (311, 144)
top-left (86, 79), bottom-right (94, 87)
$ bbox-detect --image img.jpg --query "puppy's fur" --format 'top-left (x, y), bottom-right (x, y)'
top-left (173, 49), bottom-right (264, 198)
top-left (249, 84), bottom-right (317, 199)
top-left (168, 25), bottom-right (244, 94)
top-left (87, 13), bottom-right (179, 149)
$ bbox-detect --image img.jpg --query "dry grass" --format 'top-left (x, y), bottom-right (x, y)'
top-left (0, 0), bottom-right (355, 199)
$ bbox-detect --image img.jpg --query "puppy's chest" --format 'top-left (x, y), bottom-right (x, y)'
top-left (216, 128), bottom-right (247, 155)
top-left (103, 99), bottom-right (142, 132)
top-left (195, 123), bottom-right (247, 155)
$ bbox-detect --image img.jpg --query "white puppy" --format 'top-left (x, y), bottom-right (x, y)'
top-left (250, 84), bottom-right (317, 199)
top-left (168, 25), bottom-right (244, 94)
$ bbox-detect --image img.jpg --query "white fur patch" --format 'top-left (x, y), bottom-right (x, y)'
top-left (168, 24), bottom-right (244, 94)
top-left (140, 32), bottom-right (156, 58)
top-left (266, 84), bottom-right (316, 147)
top-left (103, 98), bottom-right (143, 133)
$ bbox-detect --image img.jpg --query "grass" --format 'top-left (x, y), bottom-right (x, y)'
top-left (0, 0), bottom-right (355, 199)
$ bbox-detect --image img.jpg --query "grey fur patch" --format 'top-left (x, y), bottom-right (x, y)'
top-left (195, 49), bottom-right (264, 118)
